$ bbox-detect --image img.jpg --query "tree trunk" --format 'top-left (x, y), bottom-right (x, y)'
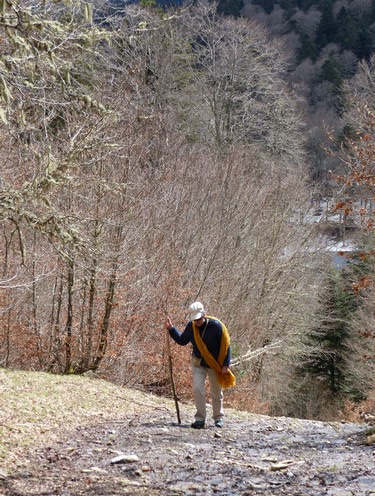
top-left (47, 275), bottom-right (64, 372)
top-left (92, 264), bottom-right (117, 370)
top-left (64, 260), bottom-right (74, 374)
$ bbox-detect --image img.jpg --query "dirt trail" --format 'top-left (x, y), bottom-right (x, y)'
top-left (2, 407), bottom-right (374, 496)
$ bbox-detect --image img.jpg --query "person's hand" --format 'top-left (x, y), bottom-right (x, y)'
top-left (165, 317), bottom-right (173, 330)
top-left (221, 365), bottom-right (230, 375)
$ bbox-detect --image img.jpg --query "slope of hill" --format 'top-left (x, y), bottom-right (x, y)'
top-left (1, 369), bottom-right (374, 495)
top-left (140, 0), bottom-right (375, 177)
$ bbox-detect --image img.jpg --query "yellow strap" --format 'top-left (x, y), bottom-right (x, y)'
top-left (192, 316), bottom-right (236, 389)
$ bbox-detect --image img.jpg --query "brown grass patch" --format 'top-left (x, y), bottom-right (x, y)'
top-left (0, 368), bottom-right (174, 474)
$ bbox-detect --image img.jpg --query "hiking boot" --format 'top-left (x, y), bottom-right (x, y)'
top-left (215, 419), bottom-right (224, 428)
top-left (191, 420), bottom-right (205, 429)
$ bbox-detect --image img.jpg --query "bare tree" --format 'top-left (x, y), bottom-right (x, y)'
top-left (178, 3), bottom-right (306, 160)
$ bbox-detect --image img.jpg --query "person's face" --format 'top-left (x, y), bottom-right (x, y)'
top-left (193, 316), bottom-right (205, 327)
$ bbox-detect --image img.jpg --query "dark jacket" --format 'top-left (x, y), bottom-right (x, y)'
top-left (169, 317), bottom-right (231, 368)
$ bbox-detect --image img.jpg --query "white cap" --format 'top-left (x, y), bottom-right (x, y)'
top-left (188, 301), bottom-right (205, 321)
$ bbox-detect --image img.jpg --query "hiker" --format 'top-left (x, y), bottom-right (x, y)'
top-left (165, 301), bottom-right (235, 429)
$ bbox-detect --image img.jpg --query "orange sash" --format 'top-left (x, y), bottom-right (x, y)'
top-left (192, 316), bottom-right (236, 389)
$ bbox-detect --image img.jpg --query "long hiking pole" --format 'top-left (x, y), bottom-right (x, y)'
top-left (166, 330), bottom-right (181, 424)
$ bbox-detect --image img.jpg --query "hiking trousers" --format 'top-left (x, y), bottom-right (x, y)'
top-left (192, 364), bottom-right (224, 422)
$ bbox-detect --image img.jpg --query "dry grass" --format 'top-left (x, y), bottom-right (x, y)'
top-left (0, 368), bottom-right (175, 474)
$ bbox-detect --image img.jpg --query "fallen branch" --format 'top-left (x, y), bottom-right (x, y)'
top-left (231, 339), bottom-right (284, 368)
top-left (107, 392), bottom-right (173, 413)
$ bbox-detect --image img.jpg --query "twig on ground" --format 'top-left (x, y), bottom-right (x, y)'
top-left (107, 392), bottom-right (174, 413)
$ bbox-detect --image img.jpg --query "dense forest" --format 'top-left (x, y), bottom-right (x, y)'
top-left (0, 0), bottom-right (374, 421)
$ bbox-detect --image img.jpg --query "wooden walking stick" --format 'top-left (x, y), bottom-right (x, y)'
top-left (166, 322), bottom-right (181, 424)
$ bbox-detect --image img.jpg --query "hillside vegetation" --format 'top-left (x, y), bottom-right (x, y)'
top-left (240, 0), bottom-right (375, 176)
top-left (0, 0), bottom-right (374, 422)
top-left (150, 0), bottom-right (375, 176)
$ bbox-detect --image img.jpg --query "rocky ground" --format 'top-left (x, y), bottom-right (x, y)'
top-left (2, 404), bottom-right (375, 496)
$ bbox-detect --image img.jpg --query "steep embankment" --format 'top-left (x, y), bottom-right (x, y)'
top-left (1, 369), bottom-right (374, 495)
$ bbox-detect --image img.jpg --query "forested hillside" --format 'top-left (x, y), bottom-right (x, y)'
top-left (144, 0), bottom-right (375, 177)
top-left (240, 0), bottom-right (375, 178)
top-left (0, 0), bottom-right (374, 422)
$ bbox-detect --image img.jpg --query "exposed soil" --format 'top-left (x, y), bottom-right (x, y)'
top-left (2, 405), bottom-right (375, 496)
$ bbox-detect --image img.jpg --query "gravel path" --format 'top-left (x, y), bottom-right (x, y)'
top-left (2, 407), bottom-right (374, 496)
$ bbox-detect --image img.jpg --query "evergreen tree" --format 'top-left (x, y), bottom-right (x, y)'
top-left (251, 0), bottom-right (276, 15)
top-left (296, 33), bottom-right (317, 63)
top-left (279, 0), bottom-right (296, 18)
top-left (216, 0), bottom-right (244, 16)
top-left (318, 55), bottom-right (342, 89)
top-left (316, 1), bottom-right (337, 48)
top-left (296, 0), bottom-right (317, 11)
top-left (335, 8), bottom-right (361, 54)
top-left (316, 53), bottom-right (345, 115)
top-left (298, 268), bottom-right (357, 396)
top-left (356, 30), bottom-right (373, 62)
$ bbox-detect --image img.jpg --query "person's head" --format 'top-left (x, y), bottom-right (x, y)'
top-left (188, 301), bottom-right (206, 324)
